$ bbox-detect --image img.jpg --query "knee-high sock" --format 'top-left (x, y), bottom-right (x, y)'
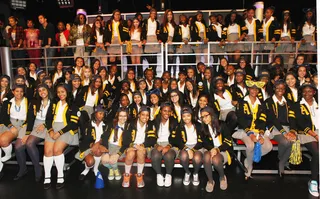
top-left (53, 154), bottom-right (65, 183)
top-left (93, 156), bottom-right (101, 175)
top-left (1, 144), bottom-right (12, 161)
top-left (43, 156), bottom-right (53, 183)
top-left (81, 163), bottom-right (93, 176)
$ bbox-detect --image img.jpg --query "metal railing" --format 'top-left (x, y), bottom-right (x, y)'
top-left (7, 40), bottom-right (318, 79)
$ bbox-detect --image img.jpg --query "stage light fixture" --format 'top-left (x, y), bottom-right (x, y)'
top-left (10, 0), bottom-right (27, 10)
top-left (57, 0), bottom-right (74, 8)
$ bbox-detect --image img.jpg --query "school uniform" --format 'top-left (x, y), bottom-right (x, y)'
top-left (90, 29), bottom-right (108, 66)
top-left (214, 89), bottom-right (235, 121)
top-left (171, 122), bottom-right (203, 151)
top-left (284, 86), bottom-right (298, 103)
top-left (0, 89), bottom-right (13, 114)
top-left (233, 96), bottom-right (272, 176)
top-left (148, 117), bottom-right (179, 156)
top-left (142, 18), bottom-right (161, 53)
top-left (174, 24), bottom-right (193, 70)
top-left (129, 28), bottom-right (144, 56)
top-left (275, 22), bottom-right (296, 53)
top-left (128, 103), bottom-right (142, 121)
top-left (202, 122), bottom-right (233, 165)
top-left (290, 97), bottom-right (319, 181)
top-left (100, 122), bottom-right (131, 157)
top-left (125, 120), bottom-right (155, 152)
top-left (265, 95), bottom-right (296, 170)
top-left (207, 22), bottom-right (226, 53)
top-left (0, 98), bottom-right (29, 138)
top-left (225, 21), bottom-right (248, 52)
top-left (230, 83), bottom-right (248, 103)
top-left (244, 18), bottom-right (263, 51)
top-left (50, 70), bottom-right (63, 86)
top-left (75, 86), bottom-right (102, 117)
top-left (105, 19), bottom-right (130, 55)
top-left (298, 21), bottom-right (317, 52)
top-left (260, 16), bottom-right (280, 51)
top-left (190, 21), bottom-right (208, 64)
top-left (26, 99), bottom-right (51, 139)
top-left (77, 120), bottom-right (108, 160)
top-left (44, 101), bottom-right (79, 145)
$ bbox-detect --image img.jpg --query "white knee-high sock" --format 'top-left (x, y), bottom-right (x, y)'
top-left (125, 164), bottom-right (132, 174)
top-left (137, 163), bottom-right (144, 174)
top-left (1, 144), bottom-right (12, 161)
top-left (53, 154), bottom-right (65, 183)
top-left (43, 156), bottom-right (53, 184)
top-left (81, 163), bottom-right (93, 176)
top-left (93, 156), bottom-right (101, 176)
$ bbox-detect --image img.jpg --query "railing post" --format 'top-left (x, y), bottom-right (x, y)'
top-left (0, 47), bottom-right (14, 86)
top-left (207, 42), bottom-right (210, 66)
top-left (44, 47), bottom-right (48, 74)
top-left (250, 42), bottom-right (254, 70)
top-left (164, 43), bottom-right (167, 75)
top-left (120, 44), bottom-right (124, 80)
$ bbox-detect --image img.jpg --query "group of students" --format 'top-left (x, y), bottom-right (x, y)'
top-left (0, 46), bottom-right (319, 196)
top-left (4, 6), bottom-right (317, 79)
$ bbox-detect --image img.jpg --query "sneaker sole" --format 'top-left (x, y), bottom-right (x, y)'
top-left (192, 181), bottom-right (200, 186)
top-left (115, 176), bottom-right (121, 180)
top-left (183, 181), bottom-right (190, 186)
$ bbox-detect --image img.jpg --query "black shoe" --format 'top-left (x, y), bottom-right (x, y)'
top-left (56, 177), bottom-right (65, 189)
top-left (0, 172), bottom-right (4, 180)
top-left (56, 182), bottom-right (65, 189)
top-left (44, 183), bottom-right (51, 190)
top-left (13, 169), bottom-right (28, 181)
top-left (78, 174), bottom-right (86, 181)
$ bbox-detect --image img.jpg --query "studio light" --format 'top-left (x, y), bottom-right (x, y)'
top-left (10, 0), bottom-right (27, 10)
top-left (57, 0), bottom-right (74, 8)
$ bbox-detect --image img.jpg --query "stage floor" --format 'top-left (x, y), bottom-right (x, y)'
top-left (0, 151), bottom-right (317, 199)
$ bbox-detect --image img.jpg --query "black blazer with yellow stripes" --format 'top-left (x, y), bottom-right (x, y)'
top-left (170, 122), bottom-right (203, 150)
top-left (124, 120), bottom-right (155, 149)
top-left (26, 99), bottom-right (52, 134)
top-left (45, 101), bottom-right (79, 135)
top-left (236, 99), bottom-right (267, 133)
top-left (148, 116), bottom-right (178, 147)
top-left (0, 98), bottom-right (29, 133)
top-left (202, 122), bottom-right (233, 165)
top-left (100, 122), bottom-right (131, 156)
top-left (105, 19), bottom-right (130, 43)
top-left (79, 121), bottom-right (109, 154)
top-left (260, 17), bottom-right (280, 41)
top-left (291, 102), bottom-right (317, 135)
top-left (141, 19), bottom-right (161, 41)
top-left (265, 97), bottom-right (297, 134)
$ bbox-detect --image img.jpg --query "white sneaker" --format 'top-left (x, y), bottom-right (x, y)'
top-left (183, 173), bottom-right (191, 186)
top-left (308, 180), bottom-right (319, 197)
top-left (220, 175), bottom-right (228, 190)
top-left (164, 174), bottom-right (172, 187)
top-left (205, 181), bottom-right (215, 193)
top-left (157, 174), bottom-right (164, 187)
top-left (192, 173), bottom-right (200, 186)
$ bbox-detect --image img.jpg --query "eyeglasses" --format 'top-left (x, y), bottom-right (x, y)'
top-left (200, 114), bottom-right (210, 120)
top-left (170, 94), bottom-right (178, 98)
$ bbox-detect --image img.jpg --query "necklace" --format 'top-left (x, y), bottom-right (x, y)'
top-left (15, 104), bottom-right (21, 112)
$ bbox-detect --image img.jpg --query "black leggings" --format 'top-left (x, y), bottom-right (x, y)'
top-left (151, 149), bottom-right (176, 174)
top-left (304, 141), bottom-right (319, 181)
top-left (203, 151), bottom-right (225, 182)
top-left (179, 150), bottom-right (202, 174)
